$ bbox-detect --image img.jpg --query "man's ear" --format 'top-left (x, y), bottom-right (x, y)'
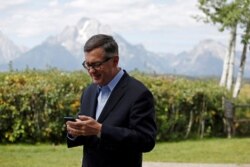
top-left (113, 55), bottom-right (119, 65)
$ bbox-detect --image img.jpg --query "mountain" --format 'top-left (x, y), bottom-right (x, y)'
top-left (45, 17), bottom-right (168, 73)
top-left (113, 35), bottom-right (170, 73)
top-left (10, 42), bottom-right (81, 71)
top-left (46, 18), bottom-right (113, 60)
top-left (0, 31), bottom-right (25, 65)
top-left (0, 18), bottom-right (249, 77)
top-left (172, 40), bottom-right (227, 76)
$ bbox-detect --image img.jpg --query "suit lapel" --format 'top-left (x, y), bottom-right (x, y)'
top-left (87, 85), bottom-right (100, 118)
top-left (97, 73), bottom-right (129, 122)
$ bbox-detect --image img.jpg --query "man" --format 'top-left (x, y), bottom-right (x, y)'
top-left (66, 34), bottom-right (157, 167)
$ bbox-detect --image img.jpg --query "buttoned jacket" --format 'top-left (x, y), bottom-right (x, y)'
top-left (67, 71), bottom-right (157, 167)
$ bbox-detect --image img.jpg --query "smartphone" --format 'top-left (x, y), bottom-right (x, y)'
top-left (64, 116), bottom-right (76, 122)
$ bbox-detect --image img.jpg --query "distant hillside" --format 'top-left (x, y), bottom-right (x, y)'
top-left (0, 18), bottom-right (249, 77)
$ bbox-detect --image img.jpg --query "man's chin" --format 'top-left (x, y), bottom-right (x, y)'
top-left (92, 78), bottom-right (102, 85)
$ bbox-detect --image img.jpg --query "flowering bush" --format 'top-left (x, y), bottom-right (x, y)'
top-left (1, 70), bottom-right (244, 143)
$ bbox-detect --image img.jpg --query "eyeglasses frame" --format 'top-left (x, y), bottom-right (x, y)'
top-left (82, 57), bottom-right (113, 71)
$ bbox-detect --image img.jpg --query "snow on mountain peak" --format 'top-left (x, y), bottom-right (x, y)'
top-left (46, 18), bottom-right (113, 58)
top-left (76, 19), bottom-right (112, 44)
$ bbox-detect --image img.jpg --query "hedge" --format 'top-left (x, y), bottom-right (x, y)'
top-left (0, 69), bottom-right (244, 144)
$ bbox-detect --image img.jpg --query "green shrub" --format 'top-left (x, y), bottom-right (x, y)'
top-left (0, 69), bottom-right (90, 143)
top-left (1, 70), bottom-right (249, 143)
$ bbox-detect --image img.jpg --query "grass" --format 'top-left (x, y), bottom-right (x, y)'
top-left (0, 138), bottom-right (250, 167)
top-left (0, 144), bottom-right (83, 167)
top-left (144, 138), bottom-right (250, 164)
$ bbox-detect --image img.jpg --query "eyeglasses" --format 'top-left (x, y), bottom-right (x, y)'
top-left (82, 57), bottom-right (113, 70)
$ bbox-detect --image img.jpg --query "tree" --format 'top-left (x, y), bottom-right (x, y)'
top-left (233, 0), bottom-right (250, 98)
top-left (197, 0), bottom-right (240, 91)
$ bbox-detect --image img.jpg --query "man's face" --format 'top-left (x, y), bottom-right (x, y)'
top-left (84, 47), bottom-right (118, 86)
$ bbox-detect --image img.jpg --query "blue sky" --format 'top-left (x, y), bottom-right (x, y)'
top-left (0, 0), bottom-right (232, 54)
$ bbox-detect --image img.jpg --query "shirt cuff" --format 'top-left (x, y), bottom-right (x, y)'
top-left (97, 131), bottom-right (101, 138)
top-left (67, 133), bottom-right (77, 141)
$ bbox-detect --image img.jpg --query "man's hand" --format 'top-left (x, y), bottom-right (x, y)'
top-left (66, 115), bottom-right (102, 137)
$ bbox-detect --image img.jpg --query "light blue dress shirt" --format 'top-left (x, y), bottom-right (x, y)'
top-left (95, 69), bottom-right (124, 119)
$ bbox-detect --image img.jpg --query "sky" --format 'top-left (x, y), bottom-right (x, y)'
top-left (0, 0), bottom-right (233, 54)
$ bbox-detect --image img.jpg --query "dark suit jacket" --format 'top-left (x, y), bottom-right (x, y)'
top-left (67, 71), bottom-right (157, 167)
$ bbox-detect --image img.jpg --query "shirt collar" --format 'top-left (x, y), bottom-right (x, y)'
top-left (98, 69), bottom-right (124, 92)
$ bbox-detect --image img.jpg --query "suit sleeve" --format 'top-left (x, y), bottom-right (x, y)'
top-left (67, 92), bottom-right (85, 148)
top-left (66, 84), bottom-right (99, 148)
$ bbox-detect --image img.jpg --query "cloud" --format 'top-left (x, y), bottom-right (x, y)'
top-left (2, 0), bottom-right (204, 36)
top-left (63, 0), bottom-right (203, 31)
top-left (0, 0), bottom-right (30, 10)
top-left (49, 0), bottom-right (59, 7)
top-left (1, 1), bottom-right (65, 38)
top-left (0, 0), bottom-right (230, 53)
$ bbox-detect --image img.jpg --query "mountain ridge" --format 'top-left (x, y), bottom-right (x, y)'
top-left (0, 31), bottom-right (25, 65)
top-left (0, 18), bottom-right (249, 77)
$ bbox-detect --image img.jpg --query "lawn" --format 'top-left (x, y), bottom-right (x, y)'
top-left (144, 138), bottom-right (250, 163)
top-left (0, 138), bottom-right (249, 167)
